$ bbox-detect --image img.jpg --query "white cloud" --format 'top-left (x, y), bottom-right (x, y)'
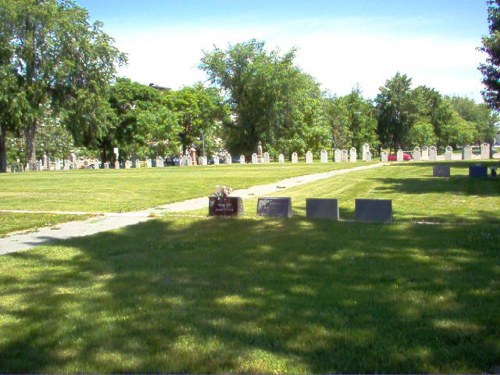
top-left (112, 19), bottom-right (485, 101)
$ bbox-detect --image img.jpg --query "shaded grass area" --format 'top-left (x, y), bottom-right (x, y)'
top-left (0, 163), bottom-right (362, 213)
top-left (0, 213), bottom-right (93, 237)
top-left (0, 217), bottom-right (498, 373)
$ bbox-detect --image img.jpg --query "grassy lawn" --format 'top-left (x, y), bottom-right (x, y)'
top-left (0, 162), bottom-right (498, 373)
top-left (0, 163), bottom-right (364, 213)
top-left (0, 213), bottom-right (93, 237)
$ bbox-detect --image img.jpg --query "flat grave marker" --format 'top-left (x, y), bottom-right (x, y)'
top-left (257, 197), bottom-right (292, 218)
top-left (355, 199), bottom-right (392, 223)
top-left (306, 198), bottom-right (339, 220)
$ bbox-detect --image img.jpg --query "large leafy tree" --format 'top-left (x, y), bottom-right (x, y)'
top-left (479, 0), bottom-right (500, 110)
top-left (200, 39), bottom-right (325, 156)
top-left (0, 0), bottom-right (125, 171)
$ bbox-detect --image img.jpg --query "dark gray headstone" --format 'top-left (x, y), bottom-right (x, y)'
top-left (469, 165), bottom-right (488, 178)
top-left (355, 199), bottom-right (392, 223)
top-left (433, 165), bottom-right (451, 177)
top-left (208, 197), bottom-right (244, 217)
top-left (257, 197), bottom-right (292, 218)
top-left (306, 198), bottom-right (339, 220)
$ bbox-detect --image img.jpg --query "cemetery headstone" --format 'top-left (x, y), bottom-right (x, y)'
top-left (292, 152), bottom-right (298, 163)
top-left (429, 146), bottom-right (437, 161)
top-left (240, 155), bottom-right (246, 164)
top-left (445, 146), bottom-right (453, 161)
top-left (462, 145), bottom-right (472, 161)
top-left (209, 196), bottom-right (244, 217)
top-left (422, 146), bottom-right (429, 160)
top-left (263, 152), bottom-right (270, 163)
top-left (156, 157), bottom-right (164, 168)
top-left (125, 160), bottom-right (132, 169)
top-left (433, 165), bottom-right (450, 177)
top-left (213, 156), bottom-right (220, 165)
top-left (146, 159), bottom-right (152, 168)
top-left (252, 153), bottom-right (258, 164)
top-left (55, 159), bottom-right (61, 171)
top-left (413, 147), bottom-right (421, 161)
top-left (334, 149), bottom-right (342, 163)
top-left (365, 151), bottom-right (372, 162)
top-left (225, 154), bottom-right (232, 165)
top-left (306, 151), bottom-right (313, 164)
top-left (278, 154), bottom-right (285, 163)
top-left (306, 198), bottom-right (339, 220)
top-left (362, 144), bottom-right (370, 161)
top-left (355, 199), bottom-right (393, 223)
top-left (187, 155), bottom-right (193, 166)
top-left (257, 197), bottom-right (292, 218)
top-left (321, 149), bottom-right (328, 163)
top-left (104, 162), bottom-right (110, 169)
top-left (257, 141), bottom-right (263, 163)
top-left (469, 165), bottom-right (488, 178)
top-left (70, 153), bottom-right (77, 170)
top-left (397, 149), bottom-right (404, 162)
top-left (349, 147), bottom-right (357, 163)
top-left (115, 161), bottom-right (120, 169)
top-left (381, 151), bottom-right (389, 162)
top-left (134, 159), bottom-right (141, 168)
top-left (199, 156), bottom-right (208, 166)
top-left (342, 149), bottom-right (349, 162)
top-left (481, 143), bottom-right (490, 159)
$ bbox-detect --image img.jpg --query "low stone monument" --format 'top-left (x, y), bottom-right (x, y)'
top-left (252, 153), bottom-right (258, 164)
top-left (397, 149), bottom-right (404, 162)
top-left (349, 147), bottom-right (357, 163)
top-left (413, 147), bottom-right (421, 161)
top-left (263, 152), bottom-right (270, 163)
top-left (257, 197), bottom-right (292, 218)
top-left (240, 155), bottom-right (245, 164)
top-left (355, 199), bottom-right (392, 223)
top-left (320, 149), bottom-right (328, 163)
top-left (334, 149), bottom-right (342, 163)
top-left (365, 151), bottom-right (372, 162)
top-left (445, 146), bottom-right (453, 161)
top-left (381, 151), bottom-right (389, 162)
top-left (104, 162), bottom-right (110, 169)
top-left (469, 165), bottom-right (488, 178)
top-left (114, 161), bottom-right (120, 169)
top-left (278, 154), bottom-right (285, 163)
top-left (362, 143), bottom-right (370, 161)
top-left (306, 151), bottom-right (313, 164)
top-left (422, 146), bottom-right (429, 160)
top-left (199, 156), bottom-right (208, 166)
top-left (156, 156), bottom-right (164, 168)
top-left (225, 154), bottom-right (232, 165)
top-left (462, 145), bottom-right (472, 160)
top-left (481, 143), bottom-right (490, 159)
top-left (209, 196), bottom-right (244, 217)
top-left (292, 152), bottom-right (298, 163)
top-left (433, 165), bottom-right (451, 177)
top-left (342, 150), bottom-right (349, 162)
top-left (213, 155), bottom-right (220, 165)
top-left (429, 146), bottom-right (437, 161)
top-left (306, 198), bottom-right (339, 220)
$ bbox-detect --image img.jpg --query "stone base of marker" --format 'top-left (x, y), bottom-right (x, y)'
top-left (257, 197), bottom-right (292, 218)
top-left (355, 199), bottom-right (392, 223)
top-left (469, 165), bottom-right (488, 178)
top-left (208, 197), bottom-right (243, 217)
top-left (306, 198), bottom-right (339, 220)
top-left (433, 165), bottom-right (450, 177)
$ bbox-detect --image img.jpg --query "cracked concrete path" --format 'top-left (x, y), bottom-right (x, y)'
top-left (0, 163), bottom-right (386, 255)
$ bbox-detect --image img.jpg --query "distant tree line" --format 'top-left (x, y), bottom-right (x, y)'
top-left (0, 1), bottom-right (498, 172)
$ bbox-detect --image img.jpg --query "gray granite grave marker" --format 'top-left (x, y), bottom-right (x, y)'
top-left (257, 197), bottom-right (292, 218)
top-left (306, 198), bottom-right (339, 220)
top-left (355, 199), bottom-right (392, 223)
top-left (433, 165), bottom-right (450, 177)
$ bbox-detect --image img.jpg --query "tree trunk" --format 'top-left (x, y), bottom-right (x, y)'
top-left (25, 121), bottom-right (37, 170)
top-left (0, 128), bottom-right (7, 173)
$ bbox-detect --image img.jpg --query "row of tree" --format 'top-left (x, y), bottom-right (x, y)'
top-left (1, 1), bottom-right (499, 172)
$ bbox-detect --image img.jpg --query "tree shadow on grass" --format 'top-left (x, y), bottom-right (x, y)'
top-left (0, 217), bottom-right (498, 373)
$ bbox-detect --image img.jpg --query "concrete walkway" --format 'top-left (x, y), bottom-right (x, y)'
top-left (0, 163), bottom-right (386, 255)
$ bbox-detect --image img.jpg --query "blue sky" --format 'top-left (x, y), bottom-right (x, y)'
top-left (77, 0), bottom-right (489, 101)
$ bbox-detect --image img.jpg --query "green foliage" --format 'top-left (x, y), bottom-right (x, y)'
top-left (479, 0), bottom-right (500, 110)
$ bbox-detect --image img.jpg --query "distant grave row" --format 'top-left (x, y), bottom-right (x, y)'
top-left (432, 164), bottom-right (497, 178)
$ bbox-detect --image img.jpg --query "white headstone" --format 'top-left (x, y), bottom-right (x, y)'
top-left (104, 162), bottom-right (110, 169)
top-left (156, 157), bottom-right (164, 168)
top-left (349, 147), bottom-right (357, 163)
top-left (292, 152), bottom-right (298, 163)
top-left (225, 154), bottom-right (232, 164)
top-left (445, 146), bottom-right (453, 161)
top-left (213, 155), bottom-right (220, 165)
top-left (125, 160), bottom-right (132, 169)
top-left (342, 150), bottom-right (349, 162)
top-left (134, 159), bottom-right (141, 168)
top-left (146, 159), bottom-right (152, 168)
top-left (306, 151), bottom-right (313, 164)
top-left (54, 159), bottom-right (61, 171)
top-left (413, 147), bottom-right (421, 161)
top-left (429, 146), bottom-right (437, 161)
top-left (396, 149), bottom-right (404, 162)
top-left (251, 153), bottom-right (258, 164)
top-left (362, 143), bottom-right (370, 161)
top-left (263, 152), bottom-right (270, 163)
top-left (278, 154), bottom-right (285, 163)
top-left (422, 146), bottom-right (429, 160)
top-left (240, 155), bottom-right (245, 164)
top-left (320, 149), bottom-right (328, 163)
top-left (463, 145), bottom-right (472, 160)
top-left (481, 143), bottom-right (490, 159)
top-left (381, 151), bottom-right (389, 162)
top-left (365, 151), bottom-right (372, 162)
top-left (199, 156), bottom-right (208, 166)
top-left (187, 155), bottom-right (193, 166)
top-left (115, 161), bottom-right (120, 169)
top-left (334, 149), bottom-right (342, 163)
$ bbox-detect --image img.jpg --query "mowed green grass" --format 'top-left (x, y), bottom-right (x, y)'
top-left (0, 161), bottom-right (499, 373)
top-left (0, 213), bottom-right (92, 237)
top-left (0, 163), bottom-right (363, 213)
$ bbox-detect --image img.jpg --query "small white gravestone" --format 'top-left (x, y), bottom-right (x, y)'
top-left (225, 154), bottom-right (232, 164)
top-left (365, 151), bottom-right (372, 162)
top-left (187, 155), bottom-right (193, 166)
top-left (279, 154), bottom-right (285, 163)
top-left (263, 152), bottom-right (270, 163)
top-left (134, 159), bottom-right (141, 168)
top-left (397, 149), bottom-right (404, 162)
top-left (342, 150), bottom-right (349, 162)
top-left (422, 146), bottom-right (429, 160)
top-left (320, 149), bottom-right (328, 163)
top-left (306, 151), bottom-right (313, 164)
top-left (156, 157), bottom-right (164, 168)
top-left (213, 155), bottom-right (220, 165)
top-left (413, 147), bottom-right (421, 161)
top-left (251, 153), bottom-right (258, 164)
top-left (463, 145), bottom-right (472, 160)
top-left (146, 159), bottom-right (152, 168)
top-left (115, 161), bottom-right (120, 169)
top-left (199, 156), bottom-right (207, 166)
top-left (104, 162), bottom-right (110, 169)
top-left (362, 143), bottom-right (370, 161)
top-left (63, 160), bottom-right (70, 170)
top-left (240, 155), bottom-right (245, 164)
top-left (125, 160), bottom-right (132, 169)
top-left (381, 151), bottom-right (389, 162)
top-left (334, 149), bottom-right (342, 163)
top-left (481, 143), bottom-right (490, 159)
top-left (445, 146), bottom-right (453, 161)
top-left (349, 147), bottom-right (357, 163)
top-left (54, 159), bottom-right (61, 171)
top-left (429, 146), bottom-right (437, 161)
top-left (292, 152), bottom-right (298, 163)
